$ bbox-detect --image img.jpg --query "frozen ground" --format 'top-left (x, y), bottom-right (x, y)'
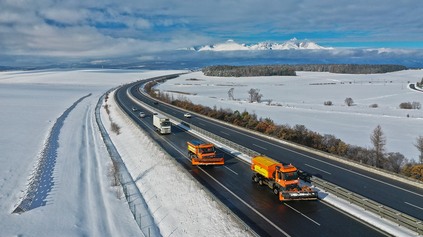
top-left (156, 70), bottom-right (423, 161)
top-left (0, 69), bottom-right (419, 237)
top-left (0, 69), bottom-right (253, 237)
top-left (0, 70), bottom-right (140, 236)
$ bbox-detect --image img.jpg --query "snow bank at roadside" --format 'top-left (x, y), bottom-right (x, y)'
top-left (101, 90), bottom-right (254, 237)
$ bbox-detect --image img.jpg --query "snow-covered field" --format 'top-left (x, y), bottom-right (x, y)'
top-left (0, 70), bottom-right (143, 236)
top-left (0, 69), bottom-right (254, 237)
top-left (156, 70), bottom-right (423, 161)
top-left (1, 69), bottom-right (421, 236)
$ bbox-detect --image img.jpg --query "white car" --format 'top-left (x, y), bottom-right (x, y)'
top-left (184, 113), bottom-right (192, 118)
top-left (139, 112), bottom-right (146, 118)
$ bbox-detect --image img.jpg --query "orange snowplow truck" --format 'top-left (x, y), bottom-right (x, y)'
top-left (251, 156), bottom-right (318, 201)
top-left (187, 140), bottom-right (224, 165)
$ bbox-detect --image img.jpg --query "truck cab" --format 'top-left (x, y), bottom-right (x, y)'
top-left (273, 165), bottom-right (301, 191)
top-left (153, 113), bottom-right (171, 134)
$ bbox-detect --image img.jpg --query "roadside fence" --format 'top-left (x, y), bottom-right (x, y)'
top-left (95, 88), bottom-right (160, 237)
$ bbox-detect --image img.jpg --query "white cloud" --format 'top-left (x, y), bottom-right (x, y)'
top-left (0, 0), bottom-right (422, 64)
top-left (133, 18), bottom-right (151, 29)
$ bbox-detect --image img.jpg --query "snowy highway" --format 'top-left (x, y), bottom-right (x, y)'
top-left (115, 78), bottom-right (391, 236)
top-left (1, 70), bottom-right (420, 236)
top-left (129, 74), bottom-right (423, 221)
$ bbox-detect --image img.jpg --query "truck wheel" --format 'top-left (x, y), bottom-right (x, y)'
top-left (258, 179), bottom-right (263, 186)
top-left (273, 187), bottom-right (279, 195)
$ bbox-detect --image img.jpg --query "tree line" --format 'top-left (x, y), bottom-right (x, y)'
top-left (145, 81), bottom-right (423, 181)
top-left (292, 64), bottom-right (407, 74)
top-left (202, 64), bottom-right (407, 77)
top-left (202, 65), bottom-right (296, 77)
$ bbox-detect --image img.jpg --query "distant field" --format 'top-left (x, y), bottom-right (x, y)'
top-left (156, 69), bottom-right (423, 161)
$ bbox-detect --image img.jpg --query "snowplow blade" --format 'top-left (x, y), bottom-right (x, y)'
top-left (280, 191), bottom-right (318, 201)
top-left (192, 157), bottom-right (225, 166)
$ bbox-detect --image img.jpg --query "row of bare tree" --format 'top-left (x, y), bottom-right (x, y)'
top-left (145, 81), bottom-right (423, 181)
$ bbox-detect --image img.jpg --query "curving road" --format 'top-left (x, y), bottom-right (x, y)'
top-left (114, 77), bottom-right (392, 237)
top-left (130, 76), bottom-right (423, 222)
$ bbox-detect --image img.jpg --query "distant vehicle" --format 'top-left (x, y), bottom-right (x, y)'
top-left (153, 101), bottom-right (159, 105)
top-left (184, 113), bottom-right (192, 118)
top-left (139, 112), bottom-right (146, 118)
top-left (131, 107), bottom-right (137, 111)
top-left (153, 113), bottom-right (171, 134)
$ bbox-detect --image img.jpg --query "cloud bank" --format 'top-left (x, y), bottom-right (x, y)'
top-left (0, 0), bottom-right (422, 67)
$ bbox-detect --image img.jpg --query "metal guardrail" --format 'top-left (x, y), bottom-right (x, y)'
top-left (125, 86), bottom-right (260, 237)
top-left (183, 115), bottom-right (423, 235)
top-left (187, 123), bottom-right (261, 158)
top-left (132, 79), bottom-right (423, 236)
top-left (312, 178), bottom-right (423, 235)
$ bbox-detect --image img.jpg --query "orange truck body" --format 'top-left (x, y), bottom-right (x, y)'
top-left (251, 156), bottom-right (317, 201)
top-left (187, 140), bottom-right (224, 165)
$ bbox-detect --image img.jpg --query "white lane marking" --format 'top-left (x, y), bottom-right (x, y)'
top-left (220, 131), bottom-right (230, 136)
top-left (305, 164), bottom-right (332, 175)
top-left (404, 202), bottom-right (423, 211)
top-left (196, 117), bottom-right (423, 198)
top-left (224, 166), bottom-right (238, 175)
top-left (253, 143), bottom-right (268, 150)
top-left (199, 122), bottom-right (206, 126)
top-left (287, 150), bottom-right (423, 198)
top-left (196, 166), bottom-right (291, 237)
top-left (284, 203), bottom-right (320, 226)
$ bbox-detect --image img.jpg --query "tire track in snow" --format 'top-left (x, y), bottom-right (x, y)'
top-left (13, 94), bottom-right (91, 214)
top-left (77, 103), bottom-right (114, 236)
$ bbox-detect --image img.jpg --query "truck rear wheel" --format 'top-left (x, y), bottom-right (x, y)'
top-left (252, 175), bottom-right (259, 183)
top-left (258, 179), bottom-right (263, 186)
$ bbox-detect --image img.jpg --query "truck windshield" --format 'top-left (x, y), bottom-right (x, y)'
top-left (161, 121), bottom-right (171, 126)
top-left (201, 147), bottom-right (214, 153)
top-left (282, 172), bottom-right (298, 181)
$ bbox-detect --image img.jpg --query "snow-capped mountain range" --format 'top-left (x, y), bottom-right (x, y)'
top-left (188, 38), bottom-right (333, 51)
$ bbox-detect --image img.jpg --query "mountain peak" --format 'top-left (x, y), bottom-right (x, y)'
top-left (193, 38), bottom-right (332, 51)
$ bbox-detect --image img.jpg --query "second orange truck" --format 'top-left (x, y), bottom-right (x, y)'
top-left (251, 155), bottom-right (318, 201)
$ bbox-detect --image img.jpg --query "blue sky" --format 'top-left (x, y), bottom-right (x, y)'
top-left (0, 0), bottom-right (422, 63)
